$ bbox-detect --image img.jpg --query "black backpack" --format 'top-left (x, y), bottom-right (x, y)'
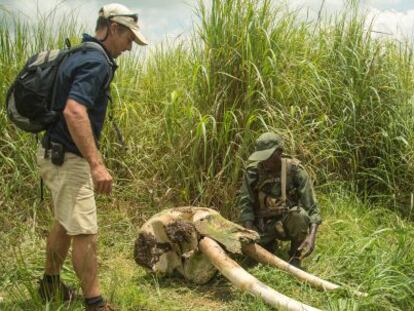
top-left (6, 41), bottom-right (112, 133)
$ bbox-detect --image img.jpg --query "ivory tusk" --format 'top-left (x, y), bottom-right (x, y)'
top-left (242, 243), bottom-right (367, 297)
top-left (199, 237), bottom-right (321, 311)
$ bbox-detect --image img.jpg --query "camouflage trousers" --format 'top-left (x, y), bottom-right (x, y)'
top-left (257, 206), bottom-right (310, 255)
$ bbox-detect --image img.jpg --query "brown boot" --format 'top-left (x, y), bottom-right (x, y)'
top-left (288, 240), bottom-right (303, 269)
top-left (37, 277), bottom-right (76, 303)
top-left (288, 256), bottom-right (302, 269)
top-left (85, 302), bottom-right (115, 311)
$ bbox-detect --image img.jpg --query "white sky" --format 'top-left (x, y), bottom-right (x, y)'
top-left (288, 0), bottom-right (414, 40)
top-left (0, 0), bottom-right (413, 46)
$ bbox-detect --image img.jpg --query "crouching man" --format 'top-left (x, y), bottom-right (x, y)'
top-left (238, 132), bottom-right (322, 268)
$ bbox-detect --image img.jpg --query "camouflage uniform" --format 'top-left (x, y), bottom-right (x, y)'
top-left (238, 133), bottom-right (322, 256)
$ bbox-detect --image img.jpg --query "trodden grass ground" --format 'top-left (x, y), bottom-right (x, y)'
top-left (1, 188), bottom-right (413, 310)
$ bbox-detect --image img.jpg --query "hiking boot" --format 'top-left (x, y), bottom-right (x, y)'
top-left (289, 257), bottom-right (302, 269)
top-left (85, 302), bottom-right (116, 311)
top-left (262, 240), bottom-right (279, 254)
top-left (37, 278), bottom-right (76, 303)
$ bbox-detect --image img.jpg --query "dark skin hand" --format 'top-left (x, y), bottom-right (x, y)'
top-left (298, 223), bottom-right (319, 259)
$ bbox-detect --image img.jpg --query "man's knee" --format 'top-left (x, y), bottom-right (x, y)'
top-left (52, 221), bottom-right (68, 234)
top-left (48, 222), bottom-right (70, 245)
top-left (284, 208), bottom-right (310, 240)
top-left (73, 233), bottom-right (97, 240)
top-left (72, 234), bottom-right (98, 249)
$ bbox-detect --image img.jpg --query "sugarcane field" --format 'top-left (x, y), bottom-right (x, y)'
top-left (0, 0), bottom-right (413, 311)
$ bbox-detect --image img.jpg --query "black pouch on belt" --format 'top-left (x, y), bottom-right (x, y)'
top-left (51, 142), bottom-right (65, 166)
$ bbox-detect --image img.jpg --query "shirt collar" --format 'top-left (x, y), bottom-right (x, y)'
top-left (81, 33), bottom-right (118, 70)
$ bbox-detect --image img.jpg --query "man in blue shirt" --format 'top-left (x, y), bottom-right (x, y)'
top-left (37, 3), bottom-right (147, 311)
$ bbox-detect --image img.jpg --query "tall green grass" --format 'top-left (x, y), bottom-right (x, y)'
top-left (0, 9), bottom-right (81, 210)
top-left (2, 0), bottom-right (414, 215)
top-left (191, 0), bottom-right (414, 210)
top-left (102, 0), bottom-right (414, 216)
top-left (0, 1), bottom-right (414, 310)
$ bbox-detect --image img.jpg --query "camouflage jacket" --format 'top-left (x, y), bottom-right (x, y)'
top-left (237, 157), bottom-right (322, 225)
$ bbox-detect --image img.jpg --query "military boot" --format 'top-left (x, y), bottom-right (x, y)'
top-left (37, 276), bottom-right (76, 303)
top-left (85, 302), bottom-right (116, 311)
top-left (288, 240), bottom-right (303, 269)
top-left (288, 257), bottom-right (302, 269)
top-left (262, 240), bottom-right (279, 254)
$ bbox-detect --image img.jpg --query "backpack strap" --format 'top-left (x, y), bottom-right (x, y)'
top-left (107, 95), bottom-right (126, 148)
top-left (280, 158), bottom-right (287, 205)
top-left (49, 41), bottom-right (114, 113)
top-left (78, 41), bottom-right (114, 89)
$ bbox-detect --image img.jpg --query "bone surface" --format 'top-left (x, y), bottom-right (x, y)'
top-left (134, 206), bottom-right (364, 310)
top-left (243, 243), bottom-right (367, 297)
top-left (199, 237), bottom-right (321, 311)
top-left (134, 206), bottom-right (259, 284)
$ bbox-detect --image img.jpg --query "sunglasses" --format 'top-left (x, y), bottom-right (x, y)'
top-left (109, 13), bottom-right (138, 23)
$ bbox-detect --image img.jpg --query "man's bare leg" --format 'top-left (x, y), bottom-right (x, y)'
top-left (45, 221), bottom-right (72, 274)
top-left (72, 234), bottom-right (101, 298)
top-left (38, 221), bottom-right (73, 301)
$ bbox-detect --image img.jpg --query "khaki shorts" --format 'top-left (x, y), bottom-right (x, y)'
top-left (37, 146), bottom-right (97, 235)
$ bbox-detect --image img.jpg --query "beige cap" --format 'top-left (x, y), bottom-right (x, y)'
top-left (100, 3), bottom-right (148, 46)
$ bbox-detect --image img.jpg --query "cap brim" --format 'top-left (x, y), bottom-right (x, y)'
top-left (248, 147), bottom-right (277, 162)
top-left (112, 16), bottom-right (148, 46)
top-left (131, 27), bottom-right (148, 45)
